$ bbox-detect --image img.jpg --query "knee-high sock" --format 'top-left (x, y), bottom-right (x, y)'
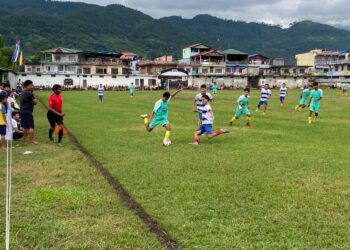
top-left (144, 118), bottom-right (149, 124)
top-left (58, 129), bottom-right (63, 143)
top-left (164, 131), bottom-right (170, 140)
top-left (215, 130), bottom-right (223, 136)
top-left (230, 117), bottom-right (237, 122)
top-left (246, 116), bottom-right (251, 123)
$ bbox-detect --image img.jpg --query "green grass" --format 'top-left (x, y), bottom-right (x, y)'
top-left (0, 104), bottom-right (162, 249)
top-left (2, 89), bottom-right (350, 249)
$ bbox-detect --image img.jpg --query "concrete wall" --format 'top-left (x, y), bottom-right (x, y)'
top-left (259, 77), bottom-right (310, 88)
top-left (17, 73), bottom-right (160, 88)
top-left (188, 76), bottom-right (248, 88)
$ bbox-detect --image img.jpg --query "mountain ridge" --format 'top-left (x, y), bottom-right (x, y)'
top-left (0, 0), bottom-right (350, 62)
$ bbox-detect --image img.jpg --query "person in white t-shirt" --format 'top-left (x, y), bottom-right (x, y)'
top-left (191, 94), bottom-right (229, 145)
top-left (12, 111), bottom-right (23, 140)
top-left (193, 84), bottom-right (213, 126)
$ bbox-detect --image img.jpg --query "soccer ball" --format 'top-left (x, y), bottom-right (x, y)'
top-left (163, 139), bottom-right (172, 147)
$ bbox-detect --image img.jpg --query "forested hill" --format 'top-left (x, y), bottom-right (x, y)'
top-left (1, 0), bottom-right (350, 61)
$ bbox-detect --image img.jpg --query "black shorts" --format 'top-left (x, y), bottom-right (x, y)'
top-left (20, 112), bottom-right (34, 129)
top-left (47, 111), bottom-right (63, 128)
top-left (0, 125), bottom-right (6, 136)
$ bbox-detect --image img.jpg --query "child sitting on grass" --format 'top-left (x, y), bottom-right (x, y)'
top-left (12, 111), bottom-right (23, 140)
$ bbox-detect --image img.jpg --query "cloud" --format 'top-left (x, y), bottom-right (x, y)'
top-left (64, 0), bottom-right (350, 27)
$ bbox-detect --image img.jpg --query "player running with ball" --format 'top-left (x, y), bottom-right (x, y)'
top-left (140, 89), bottom-right (182, 146)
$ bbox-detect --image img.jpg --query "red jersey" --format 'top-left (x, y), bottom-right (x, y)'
top-left (48, 94), bottom-right (63, 112)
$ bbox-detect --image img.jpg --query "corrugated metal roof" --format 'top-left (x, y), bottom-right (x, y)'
top-left (42, 47), bottom-right (82, 53)
top-left (221, 49), bottom-right (248, 55)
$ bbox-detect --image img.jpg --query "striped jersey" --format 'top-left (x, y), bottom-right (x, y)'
top-left (201, 104), bottom-right (214, 125)
top-left (98, 87), bottom-right (104, 96)
top-left (195, 93), bottom-right (213, 112)
top-left (260, 88), bottom-right (271, 101)
top-left (280, 87), bottom-right (287, 97)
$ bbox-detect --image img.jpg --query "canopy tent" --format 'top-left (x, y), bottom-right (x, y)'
top-left (161, 71), bottom-right (188, 77)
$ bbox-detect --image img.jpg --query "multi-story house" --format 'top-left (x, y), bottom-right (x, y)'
top-left (190, 49), bottom-right (225, 76)
top-left (248, 54), bottom-right (270, 76)
top-left (222, 49), bottom-right (249, 76)
top-left (25, 47), bottom-right (132, 76)
top-left (182, 43), bottom-right (211, 62)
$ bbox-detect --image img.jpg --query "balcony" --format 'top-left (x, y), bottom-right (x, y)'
top-left (41, 60), bottom-right (78, 65)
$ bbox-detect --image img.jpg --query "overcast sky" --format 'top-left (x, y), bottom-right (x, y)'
top-left (65, 0), bottom-right (350, 28)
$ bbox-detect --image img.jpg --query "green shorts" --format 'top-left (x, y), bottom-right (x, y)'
top-left (310, 104), bottom-right (320, 113)
top-left (299, 98), bottom-right (307, 105)
top-left (235, 107), bottom-right (251, 118)
top-left (150, 118), bottom-right (169, 129)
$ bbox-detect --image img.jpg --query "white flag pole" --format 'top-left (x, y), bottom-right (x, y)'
top-left (5, 101), bottom-right (13, 250)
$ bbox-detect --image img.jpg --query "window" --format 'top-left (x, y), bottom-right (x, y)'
top-left (300, 69), bottom-right (305, 74)
top-left (83, 68), bottom-right (91, 74)
top-left (46, 66), bottom-right (51, 72)
top-left (215, 68), bottom-right (222, 74)
top-left (148, 79), bottom-right (156, 86)
top-left (96, 68), bottom-right (107, 74)
top-left (284, 69), bottom-right (289, 74)
top-left (58, 65), bottom-right (64, 72)
top-left (55, 55), bottom-right (61, 61)
top-left (36, 68), bottom-right (41, 72)
top-left (111, 68), bottom-right (119, 75)
top-left (26, 67), bottom-right (32, 72)
top-left (69, 56), bottom-right (76, 62)
top-left (135, 79), bottom-right (140, 86)
top-left (202, 68), bottom-right (209, 74)
top-left (66, 66), bottom-right (76, 72)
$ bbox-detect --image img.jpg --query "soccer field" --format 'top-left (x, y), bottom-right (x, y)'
top-left (2, 89), bottom-right (350, 249)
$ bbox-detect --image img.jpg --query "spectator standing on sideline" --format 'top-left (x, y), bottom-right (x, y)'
top-left (20, 80), bottom-right (38, 145)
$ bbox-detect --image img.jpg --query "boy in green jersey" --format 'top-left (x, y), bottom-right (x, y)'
top-left (130, 83), bottom-right (135, 97)
top-left (229, 87), bottom-right (251, 127)
top-left (341, 83), bottom-right (349, 96)
top-left (295, 85), bottom-right (313, 111)
top-left (213, 82), bottom-right (218, 96)
top-left (307, 82), bottom-right (323, 124)
top-left (140, 89), bottom-right (182, 145)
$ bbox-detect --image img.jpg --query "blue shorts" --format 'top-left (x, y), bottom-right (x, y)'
top-left (20, 111), bottom-right (34, 129)
top-left (0, 125), bottom-right (6, 136)
top-left (99, 95), bottom-right (104, 101)
top-left (197, 124), bottom-right (213, 135)
top-left (258, 100), bottom-right (268, 106)
top-left (198, 113), bottom-right (203, 120)
top-left (280, 96), bottom-right (285, 102)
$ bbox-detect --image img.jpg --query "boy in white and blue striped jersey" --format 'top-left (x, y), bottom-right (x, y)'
top-left (98, 84), bottom-right (104, 102)
top-left (193, 84), bottom-right (213, 126)
top-left (256, 84), bottom-right (271, 115)
top-left (279, 83), bottom-right (287, 106)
